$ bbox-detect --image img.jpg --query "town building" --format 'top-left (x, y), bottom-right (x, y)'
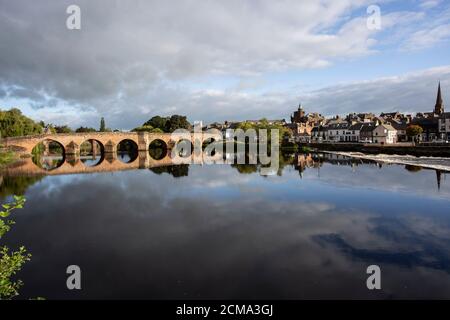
top-left (291, 104), bottom-right (325, 126)
top-left (407, 82), bottom-right (445, 142)
top-left (373, 124), bottom-right (397, 144)
top-left (359, 123), bottom-right (376, 143)
top-left (289, 104), bottom-right (325, 142)
top-left (347, 123), bottom-right (368, 142)
top-left (434, 81), bottom-right (445, 115)
top-left (326, 123), bottom-right (351, 142)
top-left (345, 113), bottom-right (375, 124)
top-left (290, 81), bottom-right (446, 144)
top-left (389, 121), bottom-right (408, 142)
top-left (311, 126), bottom-right (327, 143)
top-left (438, 113), bottom-right (450, 141)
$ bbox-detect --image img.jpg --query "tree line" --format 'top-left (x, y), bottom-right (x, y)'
top-left (0, 108), bottom-right (193, 138)
top-left (131, 115), bottom-right (191, 133)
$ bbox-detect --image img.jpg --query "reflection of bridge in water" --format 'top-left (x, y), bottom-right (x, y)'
top-left (1, 150), bottom-right (224, 177)
top-left (0, 131), bottom-right (223, 177)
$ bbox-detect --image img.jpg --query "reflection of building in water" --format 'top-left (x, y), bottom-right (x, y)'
top-left (434, 169), bottom-right (448, 191)
top-left (292, 152), bottom-right (387, 177)
top-left (405, 166), bottom-right (446, 191)
top-left (294, 154), bottom-right (321, 177)
top-left (437, 170), bottom-right (441, 190)
top-left (294, 153), bottom-right (314, 176)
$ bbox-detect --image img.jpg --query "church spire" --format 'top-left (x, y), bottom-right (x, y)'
top-left (434, 81), bottom-right (444, 114)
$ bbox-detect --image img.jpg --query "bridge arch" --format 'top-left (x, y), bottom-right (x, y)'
top-left (148, 139), bottom-right (168, 160)
top-left (32, 139), bottom-right (66, 171)
top-left (117, 139), bottom-right (139, 163)
top-left (80, 139), bottom-right (104, 167)
top-left (173, 139), bottom-right (193, 158)
top-left (1, 132), bottom-right (223, 161)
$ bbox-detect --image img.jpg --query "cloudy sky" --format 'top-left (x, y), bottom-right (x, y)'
top-left (1, 0), bottom-right (450, 129)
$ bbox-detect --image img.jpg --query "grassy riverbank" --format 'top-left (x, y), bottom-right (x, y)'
top-left (0, 147), bottom-right (18, 168)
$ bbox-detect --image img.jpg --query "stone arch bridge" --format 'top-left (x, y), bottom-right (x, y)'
top-left (1, 131), bottom-right (221, 156)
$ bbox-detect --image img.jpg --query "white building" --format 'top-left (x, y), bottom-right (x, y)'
top-left (373, 124), bottom-right (397, 144)
top-left (326, 123), bottom-right (350, 142)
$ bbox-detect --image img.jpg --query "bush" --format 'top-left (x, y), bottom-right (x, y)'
top-left (1, 195), bottom-right (31, 300)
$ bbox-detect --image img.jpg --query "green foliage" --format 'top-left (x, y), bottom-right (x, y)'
top-left (0, 196), bottom-right (26, 238)
top-left (236, 119), bottom-right (293, 145)
top-left (0, 108), bottom-right (43, 138)
top-left (149, 164), bottom-right (189, 177)
top-left (99, 117), bottom-right (106, 132)
top-left (75, 126), bottom-right (97, 133)
top-left (38, 122), bottom-right (73, 134)
top-left (141, 115), bottom-right (192, 133)
top-left (150, 127), bottom-right (164, 133)
top-left (231, 164), bottom-right (258, 174)
top-left (0, 195), bottom-right (31, 300)
top-left (300, 146), bottom-right (311, 153)
top-left (0, 150), bottom-right (17, 167)
top-left (131, 125), bottom-right (164, 133)
top-left (164, 115), bottom-right (192, 132)
top-left (0, 176), bottom-right (42, 200)
top-left (0, 246), bottom-right (31, 299)
top-left (406, 125), bottom-right (423, 137)
top-left (54, 125), bottom-right (73, 134)
top-left (143, 116), bottom-right (168, 131)
top-left (405, 165), bottom-right (422, 172)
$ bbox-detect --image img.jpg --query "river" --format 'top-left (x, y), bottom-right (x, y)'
top-left (1, 152), bottom-right (450, 299)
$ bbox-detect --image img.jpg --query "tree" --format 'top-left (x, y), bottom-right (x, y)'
top-left (143, 116), bottom-right (168, 131)
top-left (132, 125), bottom-right (154, 132)
top-left (0, 108), bottom-right (43, 138)
top-left (236, 119), bottom-right (292, 146)
top-left (164, 115), bottom-right (192, 132)
top-left (75, 126), bottom-right (97, 133)
top-left (99, 117), bottom-right (106, 132)
top-left (406, 125), bottom-right (423, 143)
top-left (54, 125), bottom-right (73, 134)
top-left (132, 125), bottom-right (164, 133)
top-left (149, 164), bottom-right (189, 177)
top-left (1, 195), bottom-right (31, 300)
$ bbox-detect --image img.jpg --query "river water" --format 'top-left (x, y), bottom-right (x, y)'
top-left (1, 152), bottom-right (450, 299)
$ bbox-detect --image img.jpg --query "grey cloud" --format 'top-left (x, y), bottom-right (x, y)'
top-left (0, 0), bottom-right (389, 126)
top-left (301, 66), bottom-right (450, 116)
top-left (1, 0), bottom-right (449, 129)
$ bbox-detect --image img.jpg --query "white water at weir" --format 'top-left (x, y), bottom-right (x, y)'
top-left (326, 152), bottom-right (450, 172)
